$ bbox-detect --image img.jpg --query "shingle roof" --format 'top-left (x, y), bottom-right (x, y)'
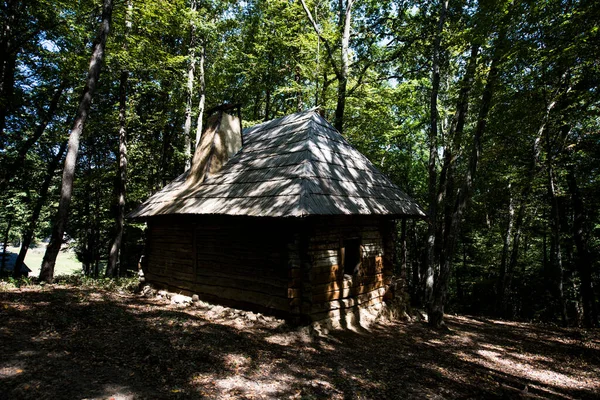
top-left (128, 109), bottom-right (425, 218)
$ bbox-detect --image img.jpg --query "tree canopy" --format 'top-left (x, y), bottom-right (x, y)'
top-left (0, 0), bottom-right (598, 327)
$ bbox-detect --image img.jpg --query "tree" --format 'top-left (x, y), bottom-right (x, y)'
top-left (40, 0), bottom-right (114, 282)
top-left (106, 0), bottom-right (132, 277)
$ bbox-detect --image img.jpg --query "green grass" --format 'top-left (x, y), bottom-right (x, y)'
top-left (6, 245), bottom-right (81, 277)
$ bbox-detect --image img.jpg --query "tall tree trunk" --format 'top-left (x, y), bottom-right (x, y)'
top-left (435, 44), bottom-right (479, 312)
top-left (0, 214), bottom-right (12, 273)
top-left (497, 180), bottom-right (514, 315)
top-left (183, 0), bottom-right (197, 171)
top-left (504, 98), bottom-right (556, 315)
top-left (264, 56), bottom-right (273, 122)
top-left (0, 43), bottom-right (16, 148)
top-left (13, 141), bottom-right (67, 278)
top-left (566, 168), bottom-right (597, 327)
top-left (334, 0), bottom-right (353, 134)
top-left (429, 28), bottom-right (505, 328)
top-left (1, 80), bottom-right (67, 189)
top-left (0, 0), bottom-right (21, 147)
top-left (547, 162), bottom-right (568, 325)
top-left (400, 218), bottom-right (407, 283)
top-left (106, 0), bottom-right (131, 278)
top-left (425, 0), bottom-right (448, 317)
top-left (296, 66), bottom-right (303, 112)
top-left (195, 42), bottom-right (206, 147)
top-left (106, 72), bottom-right (128, 277)
top-left (39, 0), bottom-right (113, 283)
top-left (300, 0), bottom-right (353, 134)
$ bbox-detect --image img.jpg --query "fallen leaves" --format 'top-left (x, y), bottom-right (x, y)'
top-left (0, 285), bottom-right (599, 399)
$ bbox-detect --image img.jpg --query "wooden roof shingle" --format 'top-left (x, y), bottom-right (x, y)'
top-left (128, 109), bottom-right (425, 218)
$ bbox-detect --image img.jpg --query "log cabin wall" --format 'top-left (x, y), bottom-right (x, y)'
top-left (145, 215), bottom-right (297, 318)
top-left (303, 216), bottom-right (395, 323)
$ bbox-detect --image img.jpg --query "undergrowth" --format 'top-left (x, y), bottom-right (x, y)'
top-left (0, 273), bottom-right (139, 293)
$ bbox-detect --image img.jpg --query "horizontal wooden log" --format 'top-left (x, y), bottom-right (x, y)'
top-left (312, 279), bottom-right (385, 303)
top-left (148, 280), bottom-right (292, 320)
top-left (146, 272), bottom-right (289, 311)
top-left (194, 272), bottom-right (287, 296)
top-left (192, 268), bottom-right (288, 287)
top-left (195, 261), bottom-right (287, 279)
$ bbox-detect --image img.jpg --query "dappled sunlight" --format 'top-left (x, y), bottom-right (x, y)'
top-left (476, 349), bottom-right (596, 391)
top-left (0, 365), bottom-right (25, 379)
top-left (1, 287), bottom-right (598, 399)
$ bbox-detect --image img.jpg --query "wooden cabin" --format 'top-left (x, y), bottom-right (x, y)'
top-left (129, 106), bottom-right (425, 325)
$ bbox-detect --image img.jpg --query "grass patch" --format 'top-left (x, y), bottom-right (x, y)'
top-left (4, 245), bottom-right (81, 277)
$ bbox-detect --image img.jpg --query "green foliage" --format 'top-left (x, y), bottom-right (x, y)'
top-left (0, 0), bottom-right (598, 325)
top-left (53, 273), bottom-right (140, 293)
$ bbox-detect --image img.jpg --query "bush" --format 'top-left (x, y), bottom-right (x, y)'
top-left (53, 273), bottom-right (139, 293)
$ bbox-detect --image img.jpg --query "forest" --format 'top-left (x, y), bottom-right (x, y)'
top-left (0, 0), bottom-right (599, 330)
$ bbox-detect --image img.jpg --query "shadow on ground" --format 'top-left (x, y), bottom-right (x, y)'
top-left (0, 286), bottom-right (598, 399)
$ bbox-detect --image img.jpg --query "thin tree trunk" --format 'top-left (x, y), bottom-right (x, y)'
top-left (106, 0), bottom-right (131, 278)
top-left (1, 81), bottom-right (66, 188)
top-left (39, 0), bottom-right (113, 283)
top-left (106, 72), bottom-right (128, 277)
top-left (296, 66), bottom-right (303, 112)
top-left (435, 45), bottom-right (479, 309)
top-left (547, 163), bottom-right (568, 325)
top-left (425, 0), bottom-right (448, 318)
top-left (264, 55), bottom-right (273, 122)
top-left (505, 98), bottom-right (556, 314)
top-left (13, 141), bottom-right (67, 278)
top-left (410, 219), bottom-right (422, 305)
top-left (566, 168), bottom-right (597, 327)
top-left (0, 0), bottom-right (20, 147)
top-left (183, 0), bottom-right (197, 171)
top-left (300, 0), bottom-right (352, 134)
top-left (0, 214), bottom-right (13, 273)
top-left (497, 180), bottom-right (514, 315)
top-left (429, 27), bottom-right (505, 328)
top-left (195, 42), bottom-right (205, 147)
top-left (400, 218), bottom-right (407, 283)
top-left (334, 0), bottom-right (353, 134)
top-left (0, 45), bottom-right (16, 148)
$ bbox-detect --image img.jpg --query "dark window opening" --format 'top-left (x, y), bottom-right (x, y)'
top-left (343, 238), bottom-right (361, 276)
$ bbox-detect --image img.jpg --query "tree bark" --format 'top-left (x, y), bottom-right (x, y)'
top-left (334, 0), bottom-right (354, 134)
top-left (547, 163), bottom-right (568, 325)
top-left (425, 0), bottom-right (448, 318)
top-left (106, 72), bottom-right (128, 277)
top-left (429, 27), bottom-right (505, 328)
top-left (497, 180), bottom-right (514, 315)
top-left (0, 214), bottom-right (12, 273)
top-left (0, 0), bottom-right (21, 147)
top-left (14, 141), bottom-right (67, 277)
top-left (566, 167), bottom-right (597, 327)
top-left (195, 42), bottom-right (206, 147)
top-left (106, 0), bottom-right (132, 278)
top-left (296, 66), bottom-right (303, 112)
top-left (39, 0), bottom-right (113, 283)
top-left (183, 0), bottom-right (197, 171)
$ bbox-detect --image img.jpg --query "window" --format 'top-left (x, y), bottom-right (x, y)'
top-left (342, 238), bottom-right (361, 276)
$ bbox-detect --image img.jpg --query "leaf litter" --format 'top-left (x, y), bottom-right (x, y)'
top-left (0, 284), bottom-right (598, 399)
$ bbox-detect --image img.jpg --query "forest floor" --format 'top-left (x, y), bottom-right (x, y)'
top-left (0, 284), bottom-right (599, 400)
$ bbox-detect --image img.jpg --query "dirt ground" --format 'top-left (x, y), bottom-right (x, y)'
top-left (1, 284), bottom-right (598, 399)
